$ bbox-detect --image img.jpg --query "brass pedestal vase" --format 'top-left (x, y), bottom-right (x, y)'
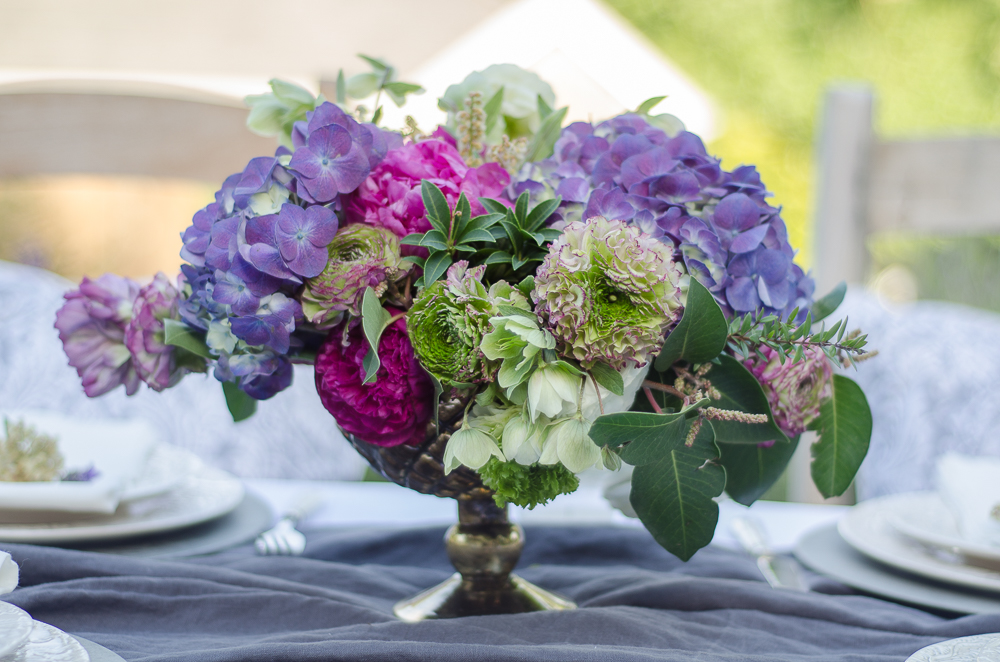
top-left (344, 392), bottom-right (576, 620)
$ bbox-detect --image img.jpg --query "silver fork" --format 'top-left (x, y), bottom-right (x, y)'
top-left (255, 491), bottom-right (323, 556)
top-left (730, 515), bottom-right (810, 591)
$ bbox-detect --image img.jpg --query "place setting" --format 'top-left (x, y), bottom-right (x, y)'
top-left (796, 453), bottom-right (1000, 615)
top-left (0, 410), bottom-right (272, 558)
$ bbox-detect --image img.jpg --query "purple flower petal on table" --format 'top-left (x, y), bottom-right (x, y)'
top-left (274, 204), bottom-right (339, 278)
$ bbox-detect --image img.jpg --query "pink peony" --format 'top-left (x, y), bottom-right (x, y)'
top-left (744, 345), bottom-right (833, 438)
top-left (125, 273), bottom-right (185, 391)
top-left (314, 311), bottom-right (433, 447)
top-left (343, 138), bottom-right (510, 242)
top-left (55, 273), bottom-right (141, 397)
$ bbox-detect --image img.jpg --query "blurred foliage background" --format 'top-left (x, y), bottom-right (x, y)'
top-left (610, 0), bottom-right (1000, 309)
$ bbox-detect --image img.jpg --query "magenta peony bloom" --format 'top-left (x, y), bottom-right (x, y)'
top-left (125, 273), bottom-right (185, 392)
top-left (314, 311), bottom-right (433, 447)
top-left (343, 138), bottom-right (510, 242)
top-left (744, 345), bottom-right (833, 438)
top-left (55, 274), bottom-right (141, 397)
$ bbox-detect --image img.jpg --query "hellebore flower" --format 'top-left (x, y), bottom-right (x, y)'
top-left (314, 313), bottom-right (433, 447)
top-left (55, 273), bottom-right (141, 397)
top-left (443, 421), bottom-right (505, 474)
top-left (533, 217), bottom-right (683, 369)
top-left (301, 224), bottom-right (408, 327)
top-left (744, 345), bottom-right (833, 438)
top-left (124, 273), bottom-right (189, 392)
top-left (526, 362), bottom-right (582, 422)
top-left (480, 312), bottom-right (555, 393)
top-left (539, 414), bottom-right (600, 474)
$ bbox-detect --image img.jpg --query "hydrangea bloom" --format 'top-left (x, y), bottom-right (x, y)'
top-left (511, 113), bottom-right (815, 319)
top-left (744, 345), bottom-right (833, 438)
top-left (124, 273), bottom-right (185, 391)
top-left (533, 217), bottom-right (683, 369)
top-left (314, 312), bottom-right (433, 447)
top-left (301, 224), bottom-right (408, 327)
top-left (54, 274), bottom-right (141, 397)
top-left (344, 138), bottom-right (510, 242)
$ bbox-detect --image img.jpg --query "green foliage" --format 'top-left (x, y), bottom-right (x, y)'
top-left (628, 420), bottom-right (726, 562)
top-left (163, 319), bottom-right (212, 359)
top-left (654, 278), bottom-right (728, 371)
top-left (523, 106), bottom-right (569, 162)
top-left (222, 382), bottom-right (257, 423)
top-left (702, 356), bottom-right (790, 445)
top-left (810, 282), bottom-right (846, 322)
top-left (477, 191), bottom-right (561, 280)
top-left (337, 54), bottom-right (424, 124)
top-left (718, 435), bottom-right (800, 506)
top-left (244, 79), bottom-right (320, 149)
top-left (400, 181), bottom-right (505, 287)
top-left (478, 457), bottom-right (579, 509)
top-left (809, 375), bottom-right (872, 498)
top-left (726, 309), bottom-right (868, 367)
top-left (360, 287), bottom-right (393, 384)
top-left (589, 361), bottom-right (625, 396)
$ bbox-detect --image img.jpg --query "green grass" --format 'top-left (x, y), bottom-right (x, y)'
top-left (606, 0), bottom-right (1000, 271)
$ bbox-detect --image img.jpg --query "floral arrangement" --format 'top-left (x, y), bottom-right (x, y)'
top-left (55, 58), bottom-right (873, 560)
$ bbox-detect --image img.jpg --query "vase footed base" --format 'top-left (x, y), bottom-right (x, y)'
top-left (393, 572), bottom-right (576, 621)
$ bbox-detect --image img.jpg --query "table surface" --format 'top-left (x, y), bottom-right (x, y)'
top-left (243, 476), bottom-right (849, 553)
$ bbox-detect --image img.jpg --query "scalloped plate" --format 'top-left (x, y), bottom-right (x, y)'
top-left (0, 601), bottom-right (33, 658)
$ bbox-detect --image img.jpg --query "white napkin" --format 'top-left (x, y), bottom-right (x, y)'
top-left (937, 453), bottom-right (1000, 547)
top-left (0, 410), bottom-right (157, 514)
top-left (0, 551), bottom-right (18, 594)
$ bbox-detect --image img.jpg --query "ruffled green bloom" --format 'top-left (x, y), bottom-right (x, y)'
top-left (533, 217), bottom-right (684, 370)
top-left (539, 414), bottom-right (600, 473)
top-left (478, 456), bottom-right (579, 509)
top-left (407, 263), bottom-right (525, 385)
top-left (301, 225), bottom-right (407, 328)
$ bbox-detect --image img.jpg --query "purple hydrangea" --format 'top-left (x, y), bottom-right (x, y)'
top-left (509, 114), bottom-right (814, 319)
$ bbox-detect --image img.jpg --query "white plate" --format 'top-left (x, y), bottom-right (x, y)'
top-left (1, 619), bottom-right (89, 662)
top-left (0, 464), bottom-right (244, 544)
top-left (888, 492), bottom-right (1000, 565)
top-left (839, 492), bottom-right (1000, 594)
top-left (0, 602), bottom-right (33, 658)
top-left (906, 633), bottom-right (1000, 661)
top-left (119, 444), bottom-right (200, 502)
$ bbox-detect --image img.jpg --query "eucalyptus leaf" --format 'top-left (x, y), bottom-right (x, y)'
top-left (357, 54), bottom-right (390, 72)
top-left (704, 355), bottom-right (790, 444)
top-left (537, 94), bottom-right (554, 120)
top-left (811, 281), bottom-right (847, 322)
top-left (809, 375), bottom-right (872, 498)
top-left (335, 69), bottom-right (346, 104)
top-left (655, 278), bottom-right (727, 371)
top-left (629, 421), bottom-right (725, 561)
top-left (346, 72), bottom-right (380, 99)
top-left (382, 81), bottom-right (424, 107)
top-left (222, 382), bottom-right (257, 423)
top-left (718, 435), bottom-right (800, 506)
top-left (589, 361), bottom-right (624, 396)
top-left (524, 107), bottom-right (568, 162)
top-left (163, 319), bottom-right (212, 359)
top-left (371, 106), bottom-right (383, 125)
top-left (421, 180), bottom-right (451, 232)
top-left (360, 287), bottom-right (394, 384)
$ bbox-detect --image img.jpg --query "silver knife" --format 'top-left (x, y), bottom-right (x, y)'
top-left (730, 516), bottom-right (810, 591)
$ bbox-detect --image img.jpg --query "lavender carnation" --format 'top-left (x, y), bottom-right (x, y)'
top-left (55, 274), bottom-right (141, 397)
top-left (125, 273), bottom-right (186, 391)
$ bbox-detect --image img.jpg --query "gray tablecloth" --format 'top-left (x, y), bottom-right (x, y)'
top-left (3, 526), bottom-right (999, 661)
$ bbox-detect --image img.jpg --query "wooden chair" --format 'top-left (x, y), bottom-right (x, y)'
top-left (0, 81), bottom-right (275, 183)
top-left (813, 84), bottom-right (1000, 293)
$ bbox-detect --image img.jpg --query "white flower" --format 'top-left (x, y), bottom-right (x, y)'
top-left (527, 363), bottom-right (581, 422)
top-left (578, 363), bottom-right (651, 420)
top-left (443, 423), bottom-right (505, 474)
top-left (501, 414), bottom-right (548, 465)
top-left (539, 415), bottom-right (600, 473)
